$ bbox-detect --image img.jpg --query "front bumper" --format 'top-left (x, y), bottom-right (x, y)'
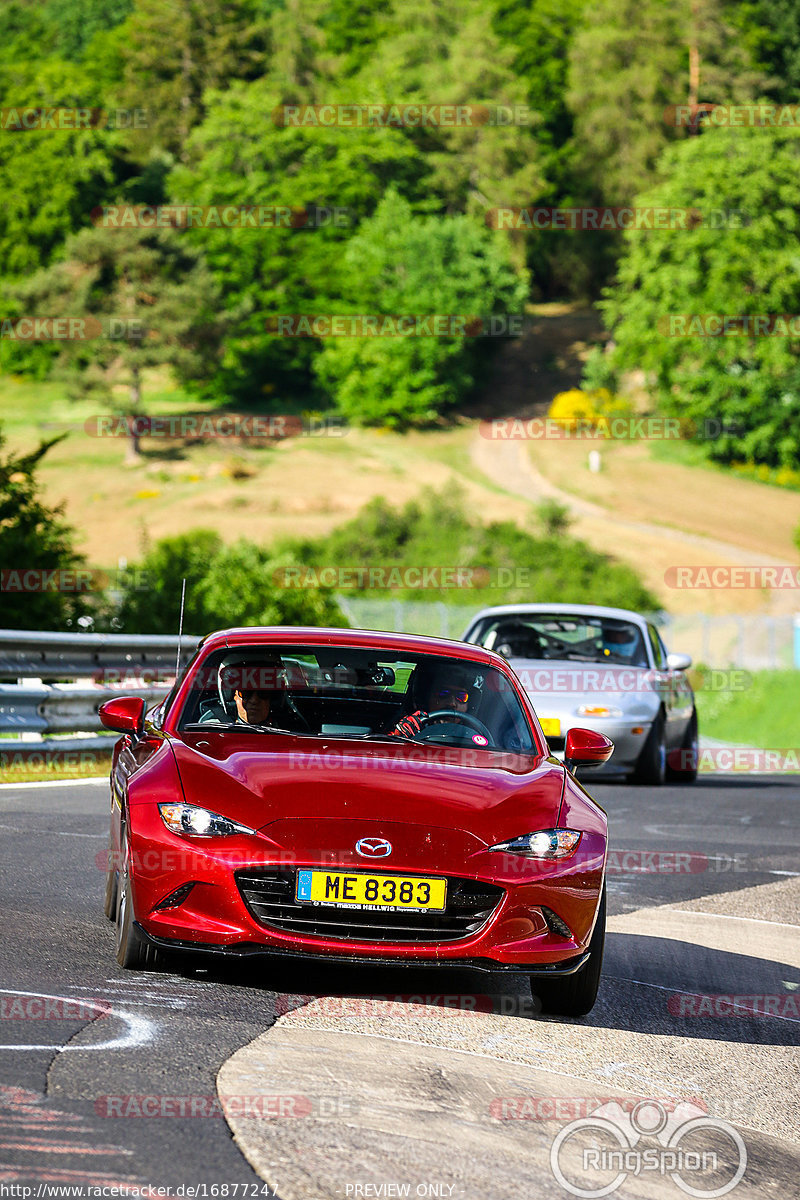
top-left (137, 925), bottom-right (591, 976)
top-left (127, 808), bottom-right (606, 969)
top-left (546, 716), bottom-right (653, 772)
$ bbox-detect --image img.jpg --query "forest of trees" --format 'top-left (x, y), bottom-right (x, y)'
top-left (2, 0), bottom-right (800, 459)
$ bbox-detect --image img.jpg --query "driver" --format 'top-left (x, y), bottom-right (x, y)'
top-left (388, 665), bottom-right (473, 739)
top-left (599, 625), bottom-right (642, 661)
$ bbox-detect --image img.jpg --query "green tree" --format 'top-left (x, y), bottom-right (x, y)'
top-left (288, 488), bottom-right (657, 609)
top-left (41, 0), bottom-right (134, 61)
top-left (353, 0), bottom-right (545, 218)
top-left (0, 429), bottom-right (90, 631)
top-left (313, 189), bottom-right (528, 427)
top-left (115, 530), bottom-right (348, 634)
top-left (170, 77), bottom-right (423, 404)
top-left (114, 0), bottom-right (272, 159)
top-left (0, 58), bottom-right (115, 281)
top-left (116, 530), bottom-right (224, 635)
top-left (599, 124), bottom-right (800, 466)
top-left (567, 0), bottom-right (764, 202)
top-left (15, 225), bottom-right (225, 459)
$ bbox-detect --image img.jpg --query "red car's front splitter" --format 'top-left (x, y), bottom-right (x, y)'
top-left (134, 925), bottom-right (592, 977)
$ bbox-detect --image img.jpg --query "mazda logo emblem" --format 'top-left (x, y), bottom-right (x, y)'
top-left (355, 837), bottom-right (392, 858)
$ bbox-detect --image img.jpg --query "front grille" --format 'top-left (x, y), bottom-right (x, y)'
top-left (235, 869), bottom-right (504, 944)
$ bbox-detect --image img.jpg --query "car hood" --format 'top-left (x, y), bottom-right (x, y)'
top-left (168, 730), bottom-right (565, 848)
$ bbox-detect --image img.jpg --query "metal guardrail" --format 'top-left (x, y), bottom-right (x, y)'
top-left (0, 683), bottom-right (170, 735)
top-left (0, 629), bottom-right (199, 678)
top-left (0, 629), bottom-right (201, 741)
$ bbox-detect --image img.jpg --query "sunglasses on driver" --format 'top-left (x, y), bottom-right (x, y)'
top-left (434, 687), bottom-right (469, 703)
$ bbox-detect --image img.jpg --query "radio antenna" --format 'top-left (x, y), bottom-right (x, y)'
top-left (175, 577), bottom-right (187, 680)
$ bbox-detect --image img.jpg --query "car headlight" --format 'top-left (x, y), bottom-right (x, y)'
top-left (158, 804), bottom-right (254, 838)
top-left (489, 829), bottom-right (582, 858)
top-left (576, 704), bottom-right (622, 718)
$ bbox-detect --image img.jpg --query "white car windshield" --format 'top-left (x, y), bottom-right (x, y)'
top-left (468, 614), bottom-right (649, 667)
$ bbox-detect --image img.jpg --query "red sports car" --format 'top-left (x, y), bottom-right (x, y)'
top-left (99, 627), bottom-right (612, 1016)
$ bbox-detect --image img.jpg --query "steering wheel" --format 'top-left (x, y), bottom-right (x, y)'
top-left (417, 709), bottom-right (494, 742)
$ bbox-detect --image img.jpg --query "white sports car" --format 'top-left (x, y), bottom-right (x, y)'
top-left (462, 603), bottom-right (697, 785)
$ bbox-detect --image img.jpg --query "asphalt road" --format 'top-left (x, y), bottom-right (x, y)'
top-left (1, 773), bottom-right (798, 1197)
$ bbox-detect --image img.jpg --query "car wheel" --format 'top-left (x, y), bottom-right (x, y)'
top-left (530, 885), bottom-right (606, 1018)
top-left (632, 711), bottom-right (666, 785)
top-left (103, 840), bottom-right (118, 922)
top-left (666, 710), bottom-right (698, 784)
top-left (115, 831), bottom-right (159, 970)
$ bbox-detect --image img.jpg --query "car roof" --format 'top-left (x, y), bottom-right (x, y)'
top-left (198, 625), bottom-right (503, 665)
top-left (465, 603), bottom-right (652, 625)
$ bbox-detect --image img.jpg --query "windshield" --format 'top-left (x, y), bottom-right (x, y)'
top-left (468, 613), bottom-right (649, 667)
top-left (174, 645), bottom-right (537, 752)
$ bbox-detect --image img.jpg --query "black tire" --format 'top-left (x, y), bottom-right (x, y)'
top-left (531, 886), bottom-right (606, 1017)
top-left (666, 710), bottom-right (698, 783)
top-left (115, 832), bottom-right (159, 970)
top-left (632, 711), bottom-right (666, 785)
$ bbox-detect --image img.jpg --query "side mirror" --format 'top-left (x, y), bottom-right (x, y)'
top-left (564, 727), bottom-right (614, 773)
top-left (99, 695), bottom-right (145, 735)
top-left (667, 652), bottom-right (692, 671)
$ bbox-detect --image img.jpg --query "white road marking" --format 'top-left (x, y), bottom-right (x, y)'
top-left (0, 988), bottom-right (156, 1052)
top-left (0, 778), bottom-right (108, 790)
top-left (606, 975), bottom-right (800, 1024)
top-left (668, 907), bottom-right (800, 928)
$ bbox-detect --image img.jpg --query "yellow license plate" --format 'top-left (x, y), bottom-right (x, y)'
top-left (295, 869), bottom-right (447, 912)
top-left (539, 718), bottom-right (561, 737)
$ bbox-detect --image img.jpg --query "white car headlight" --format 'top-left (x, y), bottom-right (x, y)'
top-left (489, 829), bottom-right (582, 858)
top-left (158, 804), bottom-right (254, 838)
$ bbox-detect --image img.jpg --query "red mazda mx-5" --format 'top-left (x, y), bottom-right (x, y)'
top-left (99, 627), bottom-right (612, 1016)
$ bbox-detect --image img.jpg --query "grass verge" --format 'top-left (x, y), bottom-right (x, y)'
top-left (0, 749), bottom-right (112, 784)
top-left (695, 669), bottom-right (800, 749)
